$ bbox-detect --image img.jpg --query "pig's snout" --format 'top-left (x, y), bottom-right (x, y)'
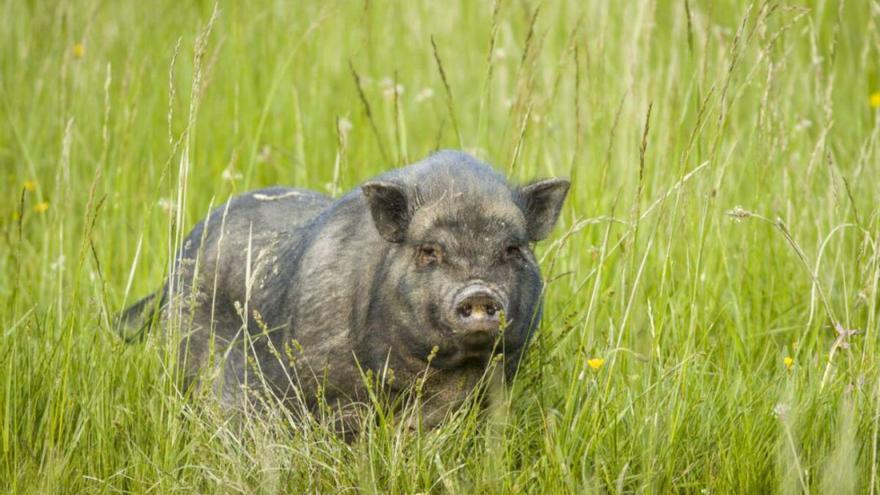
top-left (452, 284), bottom-right (507, 333)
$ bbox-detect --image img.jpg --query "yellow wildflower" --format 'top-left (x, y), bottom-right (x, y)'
top-left (23, 180), bottom-right (37, 192)
top-left (783, 356), bottom-right (794, 370)
top-left (72, 43), bottom-right (85, 59)
top-left (871, 91), bottom-right (880, 109)
top-left (33, 201), bottom-right (49, 213)
top-left (587, 358), bottom-right (605, 370)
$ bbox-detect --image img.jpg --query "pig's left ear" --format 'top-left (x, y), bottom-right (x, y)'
top-left (518, 178), bottom-right (570, 241)
top-left (362, 180), bottom-right (411, 243)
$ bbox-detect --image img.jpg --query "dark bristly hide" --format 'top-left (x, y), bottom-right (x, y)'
top-left (122, 150), bottom-right (569, 432)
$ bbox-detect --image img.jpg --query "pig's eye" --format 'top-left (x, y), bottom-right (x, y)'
top-left (416, 244), bottom-right (442, 266)
top-left (504, 245), bottom-right (525, 261)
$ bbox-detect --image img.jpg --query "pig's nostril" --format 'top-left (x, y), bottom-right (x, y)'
top-left (453, 285), bottom-right (507, 330)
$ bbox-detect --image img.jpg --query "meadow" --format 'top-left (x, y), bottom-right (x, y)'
top-left (2, 0), bottom-right (880, 492)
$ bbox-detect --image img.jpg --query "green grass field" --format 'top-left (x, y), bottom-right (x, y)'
top-left (3, 0), bottom-right (880, 492)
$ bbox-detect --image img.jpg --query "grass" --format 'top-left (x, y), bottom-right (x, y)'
top-left (2, 0), bottom-right (880, 492)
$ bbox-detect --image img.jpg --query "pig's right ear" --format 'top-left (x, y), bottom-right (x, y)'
top-left (361, 180), bottom-right (411, 243)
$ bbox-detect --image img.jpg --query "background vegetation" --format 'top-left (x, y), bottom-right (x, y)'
top-left (2, 0), bottom-right (880, 492)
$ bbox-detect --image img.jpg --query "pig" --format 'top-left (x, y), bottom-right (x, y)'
top-left (122, 150), bottom-right (569, 431)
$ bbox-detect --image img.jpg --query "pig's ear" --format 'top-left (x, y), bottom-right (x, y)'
top-left (518, 178), bottom-right (570, 241)
top-left (362, 180), bottom-right (411, 243)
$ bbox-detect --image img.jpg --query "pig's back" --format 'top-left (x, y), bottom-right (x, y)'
top-left (225, 186), bottom-right (332, 234)
top-left (168, 186), bottom-right (332, 323)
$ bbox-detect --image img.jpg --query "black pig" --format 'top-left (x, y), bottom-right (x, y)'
top-left (123, 150), bottom-right (569, 430)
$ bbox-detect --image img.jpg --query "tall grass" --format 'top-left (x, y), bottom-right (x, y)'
top-left (2, 0), bottom-right (879, 492)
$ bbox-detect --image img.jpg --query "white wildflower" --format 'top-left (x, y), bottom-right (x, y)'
top-left (51, 254), bottom-right (66, 272)
top-left (793, 118), bottom-right (812, 132)
top-left (157, 198), bottom-right (176, 214)
top-left (222, 168), bottom-right (243, 182)
top-left (415, 87), bottom-right (434, 103)
top-left (256, 145), bottom-right (272, 164)
top-left (773, 403), bottom-right (790, 421)
top-left (382, 82), bottom-right (404, 99)
top-left (337, 117), bottom-right (353, 136)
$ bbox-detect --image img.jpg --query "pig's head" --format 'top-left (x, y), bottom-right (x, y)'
top-left (360, 151), bottom-right (569, 368)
